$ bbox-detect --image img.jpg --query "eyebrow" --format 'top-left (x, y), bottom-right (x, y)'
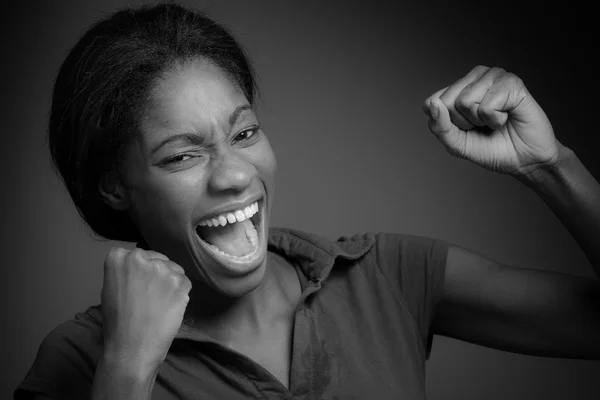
top-left (229, 104), bottom-right (252, 126)
top-left (150, 104), bottom-right (253, 155)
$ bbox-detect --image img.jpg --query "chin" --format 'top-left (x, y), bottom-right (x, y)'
top-left (211, 259), bottom-right (269, 298)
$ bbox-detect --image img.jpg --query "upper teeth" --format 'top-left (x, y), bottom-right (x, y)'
top-left (198, 201), bottom-right (259, 227)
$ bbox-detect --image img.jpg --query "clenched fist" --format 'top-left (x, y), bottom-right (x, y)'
top-left (423, 65), bottom-right (562, 176)
top-left (100, 247), bottom-right (192, 375)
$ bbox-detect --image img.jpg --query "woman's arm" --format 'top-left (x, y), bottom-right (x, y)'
top-left (433, 144), bottom-right (600, 359)
top-left (518, 144), bottom-right (600, 277)
top-left (432, 243), bottom-right (600, 359)
top-left (423, 66), bottom-right (600, 358)
top-left (432, 144), bottom-right (600, 359)
top-left (90, 248), bottom-right (192, 400)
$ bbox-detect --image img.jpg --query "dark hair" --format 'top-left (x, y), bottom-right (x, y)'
top-left (48, 3), bottom-right (258, 242)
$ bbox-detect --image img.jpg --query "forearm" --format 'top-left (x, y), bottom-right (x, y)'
top-left (91, 355), bottom-right (159, 400)
top-left (518, 143), bottom-right (600, 278)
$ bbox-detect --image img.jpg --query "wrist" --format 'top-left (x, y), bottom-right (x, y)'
top-left (101, 350), bottom-right (162, 382)
top-left (516, 143), bottom-right (574, 188)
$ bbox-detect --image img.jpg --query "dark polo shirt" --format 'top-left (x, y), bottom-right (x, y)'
top-left (15, 227), bottom-right (448, 399)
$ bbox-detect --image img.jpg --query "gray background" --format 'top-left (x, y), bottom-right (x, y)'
top-left (2, 0), bottom-right (598, 399)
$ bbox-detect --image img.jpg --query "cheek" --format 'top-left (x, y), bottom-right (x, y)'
top-left (129, 171), bottom-right (204, 229)
top-left (253, 136), bottom-right (277, 180)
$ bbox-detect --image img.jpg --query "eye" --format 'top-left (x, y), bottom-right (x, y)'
top-left (233, 126), bottom-right (260, 144)
top-left (163, 153), bottom-right (195, 165)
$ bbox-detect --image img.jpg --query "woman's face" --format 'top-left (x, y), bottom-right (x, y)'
top-left (118, 59), bottom-right (276, 297)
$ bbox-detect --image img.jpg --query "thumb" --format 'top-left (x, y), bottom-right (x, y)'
top-left (427, 98), bottom-right (454, 136)
top-left (427, 98), bottom-right (463, 153)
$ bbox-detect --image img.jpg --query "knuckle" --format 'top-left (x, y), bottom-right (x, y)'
top-left (128, 248), bottom-right (146, 260)
top-left (478, 102), bottom-right (495, 118)
top-left (168, 272), bottom-right (192, 292)
top-left (167, 261), bottom-right (185, 275)
top-left (183, 276), bottom-right (192, 291)
top-left (145, 250), bottom-right (170, 261)
top-left (431, 87), bottom-right (447, 101)
top-left (167, 272), bottom-right (183, 287)
top-left (455, 94), bottom-right (472, 112)
top-left (108, 246), bottom-right (128, 257)
top-left (148, 258), bottom-right (167, 273)
top-left (504, 73), bottom-right (523, 87)
top-left (108, 246), bottom-right (125, 254)
top-left (438, 94), bottom-right (452, 109)
top-left (472, 65), bottom-right (490, 75)
top-left (489, 66), bottom-right (506, 76)
top-left (105, 247), bottom-right (128, 269)
top-left (180, 276), bottom-right (193, 294)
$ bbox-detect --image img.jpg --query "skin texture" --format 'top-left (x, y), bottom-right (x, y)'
top-left (107, 59), bottom-right (279, 298)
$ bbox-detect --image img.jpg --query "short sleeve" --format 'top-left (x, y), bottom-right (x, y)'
top-left (372, 232), bottom-right (449, 360)
top-left (14, 307), bottom-right (103, 400)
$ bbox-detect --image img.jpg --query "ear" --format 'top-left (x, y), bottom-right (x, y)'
top-left (98, 171), bottom-right (131, 211)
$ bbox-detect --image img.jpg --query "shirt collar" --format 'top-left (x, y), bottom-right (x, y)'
top-left (266, 227), bottom-right (375, 283)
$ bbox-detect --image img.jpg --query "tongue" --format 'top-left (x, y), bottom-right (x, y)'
top-left (199, 218), bottom-right (257, 257)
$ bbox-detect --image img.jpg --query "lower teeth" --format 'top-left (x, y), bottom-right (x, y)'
top-left (206, 228), bottom-right (259, 260)
top-left (208, 241), bottom-right (257, 260)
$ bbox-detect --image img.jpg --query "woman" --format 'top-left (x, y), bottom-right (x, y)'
top-left (15, 3), bottom-right (599, 400)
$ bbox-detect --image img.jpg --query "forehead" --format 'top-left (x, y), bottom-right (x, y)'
top-left (142, 60), bottom-right (249, 135)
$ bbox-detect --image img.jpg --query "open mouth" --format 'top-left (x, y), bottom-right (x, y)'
top-left (195, 199), bottom-right (264, 263)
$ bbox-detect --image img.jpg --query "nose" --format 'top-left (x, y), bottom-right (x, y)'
top-left (207, 146), bottom-right (256, 194)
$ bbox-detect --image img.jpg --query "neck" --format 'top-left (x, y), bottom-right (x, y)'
top-left (183, 251), bottom-right (300, 343)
